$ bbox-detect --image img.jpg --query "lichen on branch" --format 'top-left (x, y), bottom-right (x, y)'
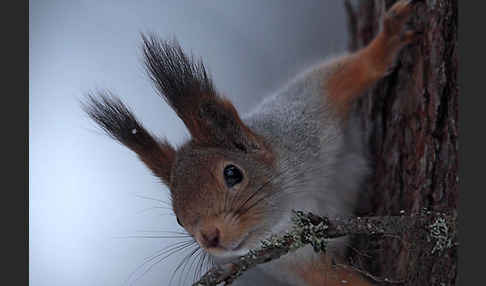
top-left (193, 210), bottom-right (457, 286)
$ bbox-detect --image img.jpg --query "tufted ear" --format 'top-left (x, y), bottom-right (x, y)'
top-left (141, 34), bottom-right (267, 154)
top-left (82, 92), bottom-right (175, 186)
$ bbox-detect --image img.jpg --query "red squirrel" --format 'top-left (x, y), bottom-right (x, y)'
top-left (84, 1), bottom-right (421, 285)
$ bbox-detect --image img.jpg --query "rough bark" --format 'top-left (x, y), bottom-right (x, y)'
top-left (345, 0), bottom-right (458, 285)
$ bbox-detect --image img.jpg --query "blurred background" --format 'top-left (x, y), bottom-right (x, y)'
top-left (29, 0), bottom-right (348, 285)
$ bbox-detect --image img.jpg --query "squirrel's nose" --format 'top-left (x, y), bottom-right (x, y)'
top-left (199, 227), bottom-right (220, 248)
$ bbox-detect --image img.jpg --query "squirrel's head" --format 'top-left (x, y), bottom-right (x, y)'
top-left (83, 35), bottom-right (280, 260)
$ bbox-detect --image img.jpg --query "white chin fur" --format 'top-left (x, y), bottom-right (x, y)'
top-left (211, 248), bottom-right (250, 264)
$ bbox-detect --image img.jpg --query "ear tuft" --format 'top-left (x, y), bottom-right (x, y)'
top-left (81, 91), bottom-right (175, 185)
top-left (141, 33), bottom-right (267, 154)
top-left (141, 34), bottom-right (215, 119)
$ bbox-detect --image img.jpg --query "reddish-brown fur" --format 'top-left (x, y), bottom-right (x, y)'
top-left (137, 142), bottom-right (176, 186)
top-left (219, 98), bottom-right (275, 165)
top-left (326, 0), bottom-right (419, 118)
top-left (170, 150), bottom-right (270, 254)
top-left (289, 255), bottom-right (373, 286)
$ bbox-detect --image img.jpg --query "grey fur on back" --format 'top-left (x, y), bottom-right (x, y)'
top-left (240, 58), bottom-right (370, 285)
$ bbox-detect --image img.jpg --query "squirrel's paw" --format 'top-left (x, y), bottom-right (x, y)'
top-left (383, 0), bottom-right (424, 46)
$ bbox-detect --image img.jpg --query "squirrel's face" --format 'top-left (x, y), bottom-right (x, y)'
top-left (170, 145), bottom-right (277, 258)
top-left (84, 36), bottom-right (277, 261)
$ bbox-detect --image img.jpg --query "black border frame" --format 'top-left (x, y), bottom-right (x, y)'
top-left (5, 0), bottom-right (28, 285)
top-left (456, 0), bottom-right (484, 285)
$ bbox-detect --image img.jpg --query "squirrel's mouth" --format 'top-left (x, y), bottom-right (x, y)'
top-left (204, 231), bottom-right (254, 262)
top-left (228, 231), bottom-right (252, 251)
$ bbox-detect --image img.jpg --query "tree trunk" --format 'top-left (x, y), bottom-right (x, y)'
top-left (345, 0), bottom-right (458, 285)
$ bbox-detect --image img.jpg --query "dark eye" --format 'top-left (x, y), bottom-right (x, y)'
top-left (176, 217), bottom-right (183, 227)
top-left (223, 164), bottom-right (243, 188)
